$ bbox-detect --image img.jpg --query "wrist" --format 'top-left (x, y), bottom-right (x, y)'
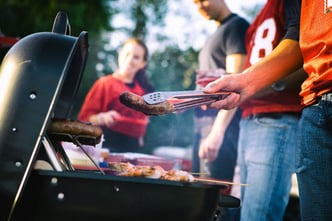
top-left (97, 113), bottom-right (103, 125)
top-left (271, 81), bottom-right (285, 92)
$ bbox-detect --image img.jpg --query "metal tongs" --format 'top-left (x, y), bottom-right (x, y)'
top-left (143, 90), bottom-right (230, 112)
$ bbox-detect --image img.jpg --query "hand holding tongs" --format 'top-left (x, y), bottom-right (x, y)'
top-left (143, 90), bottom-right (230, 112)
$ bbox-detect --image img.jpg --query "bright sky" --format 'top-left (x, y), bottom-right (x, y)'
top-left (148, 0), bottom-right (267, 51)
top-left (108, 0), bottom-right (267, 52)
top-left (225, 0), bottom-right (267, 18)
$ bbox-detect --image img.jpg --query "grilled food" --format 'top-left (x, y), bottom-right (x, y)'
top-left (119, 91), bottom-right (175, 116)
top-left (47, 119), bottom-right (103, 143)
top-left (108, 162), bottom-right (194, 182)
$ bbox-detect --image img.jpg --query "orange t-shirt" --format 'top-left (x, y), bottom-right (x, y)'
top-left (299, 1), bottom-right (332, 105)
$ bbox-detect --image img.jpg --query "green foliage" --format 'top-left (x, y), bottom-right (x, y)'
top-left (0, 0), bottom-right (114, 36)
top-left (130, 0), bottom-right (167, 38)
top-left (0, 0), bottom-right (115, 73)
top-left (149, 46), bottom-right (198, 91)
top-left (0, 0), bottom-right (200, 153)
top-left (142, 46), bottom-right (199, 152)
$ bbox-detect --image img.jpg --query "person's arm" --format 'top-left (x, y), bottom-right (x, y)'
top-left (226, 54), bottom-right (247, 73)
top-left (254, 67), bottom-right (307, 98)
top-left (199, 108), bottom-right (238, 161)
top-left (88, 110), bottom-right (120, 128)
top-left (199, 54), bottom-right (245, 162)
top-left (203, 39), bottom-right (303, 110)
top-left (280, 67), bottom-right (307, 91)
top-left (78, 78), bottom-right (121, 128)
top-left (204, 0), bottom-right (302, 109)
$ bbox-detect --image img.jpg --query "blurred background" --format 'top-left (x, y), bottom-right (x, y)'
top-left (0, 0), bottom-right (264, 154)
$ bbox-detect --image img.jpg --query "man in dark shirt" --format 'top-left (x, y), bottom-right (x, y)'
top-left (191, 0), bottom-right (248, 195)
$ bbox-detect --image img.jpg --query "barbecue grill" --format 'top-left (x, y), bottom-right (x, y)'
top-left (0, 12), bottom-right (240, 221)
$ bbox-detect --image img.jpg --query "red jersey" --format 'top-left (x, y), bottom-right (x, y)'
top-left (240, 0), bottom-right (303, 117)
top-left (78, 75), bottom-right (148, 138)
top-left (299, 1), bottom-right (332, 105)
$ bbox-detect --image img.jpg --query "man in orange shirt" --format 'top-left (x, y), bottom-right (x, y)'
top-left (203, 1), bottom-right (332, 220)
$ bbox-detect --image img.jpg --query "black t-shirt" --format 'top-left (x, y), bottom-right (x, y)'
top-left (283, 0), bottom-right (301, 41)
top-left (195, 13), bottom-right (249, 118)
top-left (198, 13), bottom-right (249, 70)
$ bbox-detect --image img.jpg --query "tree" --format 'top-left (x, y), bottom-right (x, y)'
top-left (142, 45), bottom-right (199, 152)
top-left (0, 0), bottom-right (170, 117)
top-left (0, 0), bottom-right (114, 35)
top-left (71, 0), bottom-right (169, 118)
top-left (0, 0), bottom-right (213, 152)
top-left (0, 0), bottom-right (116, 57)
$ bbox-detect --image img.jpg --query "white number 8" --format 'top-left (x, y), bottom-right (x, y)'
top-left (249, 18), bottom-right (277, 65)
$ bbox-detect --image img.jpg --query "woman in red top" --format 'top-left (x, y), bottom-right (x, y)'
top-left (78, 38), bottom-right (154, 152)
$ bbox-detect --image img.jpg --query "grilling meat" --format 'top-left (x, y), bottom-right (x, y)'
top-left (160, 169), bottom-right (195, 182)
top-left (47, 119), bottom-right (103, 143)
top-left (109, 162), bottom-right (166, 179)
top-left (119, 91), bottom-right (175, 116)
top-left (109, 162), bottom-right (195, 182)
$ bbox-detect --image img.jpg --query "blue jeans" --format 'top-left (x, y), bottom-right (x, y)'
top-left (296, 93), bottom-right (332, 221)
top-left (238, 113), bottom-right (299, 221)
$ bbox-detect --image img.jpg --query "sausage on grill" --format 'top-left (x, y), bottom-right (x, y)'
top-left (119, 91), bottom-right (174, 116)
top-left (47, 119), bottom-right (103, 142)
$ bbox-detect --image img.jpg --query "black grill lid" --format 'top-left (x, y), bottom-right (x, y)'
top-left (0, 11), bottom-right (88, 220)
top-left (52, 11), bottom-right (88, 119)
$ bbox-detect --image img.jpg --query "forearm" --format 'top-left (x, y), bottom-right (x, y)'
top-left (243, 39), bottom-right (303, 96)
top-left (209, 108), bottom-right (237, 137)
top-left (88, 114), bottom-right (101, 125)
top-left (199, 108), bottom-right (238, 162)
top-left (88, 110), bottom-right (119, 127)
top-left (198, 54), bottom-right (244, 161)
top-left (281, 67), bottom-right (307, 92)
top-left (209, 53), bottom-right (242, 133)
top-left (254, 67), bottom-right (307, 98)
top-left (226, 54), bottom-right (247, 74)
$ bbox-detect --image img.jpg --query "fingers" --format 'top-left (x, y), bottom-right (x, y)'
top-left (209, 92), bottom-right (241, 110)
top-left (98, 111), bottom-right (119, 128)
top-left (98, 112), bottom-right (109, 127)
top-left (111, 111), bottom-right (121, 118)
top-left (200, 105), bottom-right (208, 111)
top-left (199, 145), bottom-right (218, 162)
top-left (203, 77), bottom-right (227, 93)
top-left (202, 75), bottom-right (242, 110)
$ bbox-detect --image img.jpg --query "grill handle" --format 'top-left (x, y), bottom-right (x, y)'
top-left (52, 11), bottom-right (71, 35)
top-left (218, 194), bottom-right (241, 208)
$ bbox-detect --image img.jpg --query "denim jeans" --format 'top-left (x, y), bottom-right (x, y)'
top-left (238, 113), bottom-right (299, 221)
top-left (296, 93), bottom-right (332, 221)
